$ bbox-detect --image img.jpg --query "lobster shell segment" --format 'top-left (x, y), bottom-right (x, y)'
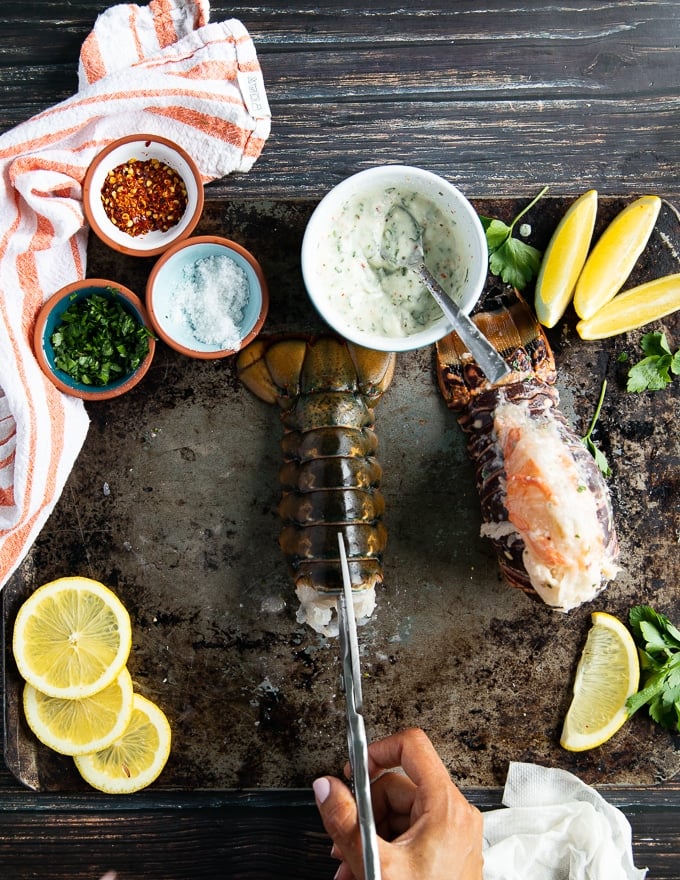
top-left (436, 286), bottom-right (619, 611)
top-left (281, 425), bottom-right (378, 461)
top-left (237, 335), bottom-right (395, 635)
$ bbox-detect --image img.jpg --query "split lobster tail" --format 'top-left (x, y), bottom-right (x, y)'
top-left (436, 286), bottom-right (620, 611)
top-left (237, 335), bottom-right (395, 635)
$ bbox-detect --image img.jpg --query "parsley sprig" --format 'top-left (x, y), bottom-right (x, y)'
top-left (480, 186), bottom-right (548, 290)
top-left (51, 292), bottom-right (153, 386)
top-left (626, 605), bottom-right (680, 731)
top-left (622, 331), bottom-right (680, 392)
top-left (581, 379), bottom-right (611, 477)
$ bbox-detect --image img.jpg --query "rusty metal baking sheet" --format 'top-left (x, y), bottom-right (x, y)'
top-left (3, 196), bottom-right (680, 792)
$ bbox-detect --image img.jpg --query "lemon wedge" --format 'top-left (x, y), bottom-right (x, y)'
top-left (577, 272), bottom-right (680, 339)
top-left (560, 611), bottom-right (640, 752)
top-left (74, 693), bottom-right (172, 794)
top-left (534, 189), bottom-right (598, 328)
top-left (23, 667), bottom-right (134, 756)
top-left (573, 195), bottom-right (661, 320)
top-left (13, 576), bottom-right (132, 700)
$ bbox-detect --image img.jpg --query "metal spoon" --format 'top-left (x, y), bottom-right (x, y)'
top-left (381, 204), bottom-right (510, 384)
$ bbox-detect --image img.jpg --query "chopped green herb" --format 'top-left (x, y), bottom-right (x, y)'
top-left (581, 378), bottom-right (611, 477)
top-left (626, 331), bottom-right (680, 392)
top-left (479, 186), bottom-right (548, 290)
top-left (626, 605), bottom-right (680, 731)
top-left (51, 292), bottom-right (153, 387)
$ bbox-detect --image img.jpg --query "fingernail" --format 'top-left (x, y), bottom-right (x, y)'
top-left (313, 776), bottom-right (331, 805)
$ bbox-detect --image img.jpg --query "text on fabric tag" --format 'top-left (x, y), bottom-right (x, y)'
top-left (237, 71), bottom-right (271, 119)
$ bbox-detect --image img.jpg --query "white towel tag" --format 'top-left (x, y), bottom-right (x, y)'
top-left (237, 70), bottom-right (271, 119)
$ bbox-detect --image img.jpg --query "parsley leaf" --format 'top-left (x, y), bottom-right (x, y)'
top-left (483, 218), bottom-right (513, 252)
top-left (581, 378), bottom-right (611, 477)
top-left (626, 331), bottom-right (680, 392)
top-left (479, 186), bottom-right (548, 290)
top-left (626, 605), bottom-right (680, 731)
top-left (489, 236), bottom-right (543, 290)
top-left (51, 292), bottom-right (153, 387)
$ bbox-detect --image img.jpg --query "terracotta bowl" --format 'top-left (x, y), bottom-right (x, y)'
top-left (34, 279), bottom-right (156, 401)
top-left (145, 236), bottom-right (269, 359)
top-left (83, 135), bottom-right (204, 257)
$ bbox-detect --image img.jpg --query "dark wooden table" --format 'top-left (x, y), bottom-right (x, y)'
top-left (1, 3), bottom-right (679, 878)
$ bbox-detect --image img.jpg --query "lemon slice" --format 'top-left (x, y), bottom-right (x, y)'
top-left (13, 576), bottom-right (132, 699)
top-left (23, 667), bottom-right (134, 756)
top-left (534, 189), bottom-right (598, 328)
top-left (74, 693), bottom-right (172, 794)
top-left (573, 195), bottom-right (661, 320)
top-left (577, 272), bottom-right (680, 339)
top-left (560, 611), bottom-right (640, 752)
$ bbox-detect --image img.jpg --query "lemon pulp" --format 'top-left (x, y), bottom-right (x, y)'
top-left (534, 189), bottom-right (598, 328)
top-left (560, 611), bottom-right (640, 752)
top-left (573, 194), bottom-right (661, 320)
top-left (74, 694), bottom-right (172, 794)
top-left (13, 576), bottom-right (132, 699)
top-left (577, 272), bottom-right (680, 339)
top-left (23, 667), bottom-right (134, 756)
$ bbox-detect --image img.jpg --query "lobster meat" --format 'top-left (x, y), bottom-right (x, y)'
top-left (435, 284), bottom-right (619, 611)
top-left (237, 335), bottom-right (395, 635)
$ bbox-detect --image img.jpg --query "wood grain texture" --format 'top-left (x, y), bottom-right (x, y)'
top-left (0, 2), bottom-right (678, 198)
top-left (1, 2), bottom-right (680, 878)
top-left (0, 787), bottom-right (680, 880)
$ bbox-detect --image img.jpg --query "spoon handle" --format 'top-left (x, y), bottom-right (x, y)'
top-left (415, 265), bottom-right (511, 384)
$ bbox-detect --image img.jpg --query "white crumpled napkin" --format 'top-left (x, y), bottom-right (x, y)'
top-left (483, 762), bottom-right (647, 880)
top-left (0, 0), bottom-right (270, 589)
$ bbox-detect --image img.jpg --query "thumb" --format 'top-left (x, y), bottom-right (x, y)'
top-left (313, 776), bottom-right (364, 876)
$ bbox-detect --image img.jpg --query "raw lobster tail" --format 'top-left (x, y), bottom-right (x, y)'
top-left (237, 335), bottom-right (395, 635)
top-left (436, 286), bottom-right (619, 611)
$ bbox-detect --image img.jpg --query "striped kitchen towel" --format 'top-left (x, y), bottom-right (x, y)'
top-left (0, 0), bottom-right (271, 588)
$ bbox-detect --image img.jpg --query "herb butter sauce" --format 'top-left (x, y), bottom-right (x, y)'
top-left (315, 185), bottom-right (464, 336)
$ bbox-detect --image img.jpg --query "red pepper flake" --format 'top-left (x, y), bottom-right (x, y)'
top-left (100, 157), bottom-right (189, 237)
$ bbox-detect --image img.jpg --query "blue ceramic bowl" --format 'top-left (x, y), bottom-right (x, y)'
top-left (146, 236), bottom-right (269, 359)
top-left (34, 280), bottom-right (156, 400)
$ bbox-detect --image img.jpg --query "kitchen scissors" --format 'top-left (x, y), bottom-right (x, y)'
top-left (337, 532), bottom-right (382, 880)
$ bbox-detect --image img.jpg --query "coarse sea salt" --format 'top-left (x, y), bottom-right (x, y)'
top-left (169, 254), bottom-right (250, 349)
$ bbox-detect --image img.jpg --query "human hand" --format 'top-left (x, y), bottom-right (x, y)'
top-left (312, 727), bottom-right (483, 880)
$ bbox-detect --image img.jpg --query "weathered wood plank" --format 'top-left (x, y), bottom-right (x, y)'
top-left (1, 4), bottom-right (677, 199)
top-left (3, 7), bottom-right (679, 101)
top-left (0, 799), bottom-right (678, 879)
top-left (201, 98), bottom-right (679, 199)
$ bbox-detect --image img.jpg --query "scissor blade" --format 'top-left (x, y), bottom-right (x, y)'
top-left (337, 533), bottom-right (362, 710)
top-left (336, 533), bottom-right (381, 880)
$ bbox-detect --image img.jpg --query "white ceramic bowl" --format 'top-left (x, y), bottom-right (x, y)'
top-left (145, 236), bottom-right (269, 359)
top-left (301, 165), bottom-right (487, 352)
top-left (83, 135), bottom-right (204, 257)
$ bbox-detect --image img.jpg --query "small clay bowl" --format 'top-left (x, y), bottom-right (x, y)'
top-left (34, 279), bottom-right (156, 400)
top-left (146, 236), bottom-right (269, 360)
top-left (83, 135), bottom-right (204, 257)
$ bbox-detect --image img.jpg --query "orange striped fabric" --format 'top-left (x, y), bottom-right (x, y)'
top-left (0, 0), bottom-right (270, 589)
